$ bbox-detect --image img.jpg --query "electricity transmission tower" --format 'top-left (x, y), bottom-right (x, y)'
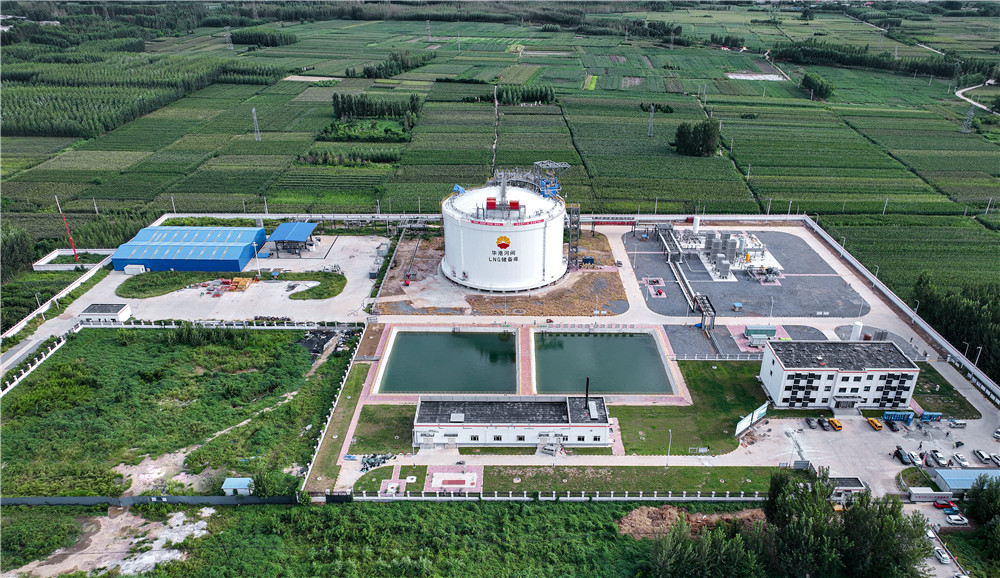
top-left (960, 105), bottom-right (975, 134)
top-left (252, 108), bottom-right (262, 141)
top-left (225, 26), bottom-right (234, 50)
top-left (648, 104), bottom-right (654, 137)
top-left (426, 20), bottom-right (431, 42)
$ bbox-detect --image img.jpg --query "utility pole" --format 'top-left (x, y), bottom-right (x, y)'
top-left (648, 104), bottom-right (654, 137)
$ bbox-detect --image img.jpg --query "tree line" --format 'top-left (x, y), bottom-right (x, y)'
top-left (674, 119), bottom-right (720, 157)
top-left (229, 26), bottom-right (297, 47)
top-left (647, 469), bottom-right (931, 578)
top-left (344, 50), bottom-right (434, 80)
top-left (913, 273), bottom-right (999, 383)
top-left (298, 147), bottom-right (401, 166)
top-left (801, 71), bottom-right (834, 99)
top-left (331, 93), bottom-right (423, 121)
top-left (772, 40), bottom-right (998, 84)
top-left (498, 85), bottom-right (556, 105)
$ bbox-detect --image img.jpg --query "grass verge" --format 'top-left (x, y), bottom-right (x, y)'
top-left (304, 363), bottom-right (370, 493)
top-left (282, 272), bottom-right (347, 300)
top-left (913, 362), bottom-right (981, 419)
top-left (483, 465), bottom-right (790, 494)
top-left (615, 361), bottom-right (766, 455)
top-left (349, 404), bottom-right (416, 455)
top-left (459, 447), bottom-right (537, 456)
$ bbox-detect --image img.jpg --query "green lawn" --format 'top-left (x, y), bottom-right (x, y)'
top-left (281, 272), bottom-right (347, 300)
top-left (353, 465), bottom-right (426, 493)
top-left (115, 271), bottom-right (235, 298)
top-left (483, 465), bottom-right (788, 494)
top-left (899, 466), bottom-right (939, 492)
top-left (913, 363), bottom-right (982, 419)
top-left (349, 404), bottom-right (416, 455)
top-left (615, 361), bottom-right (766, 455)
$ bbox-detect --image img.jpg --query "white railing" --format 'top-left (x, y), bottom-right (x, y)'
top-left (1, 255), bottom-right (113, 340)
top-left (353, 489), bottom-right (764, 502)
top-left (1, 336), bottom-right (67, 396)
top-left (300, 326), bottom-right (367, 497)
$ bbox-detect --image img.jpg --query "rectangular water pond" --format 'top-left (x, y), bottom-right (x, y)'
top-left (379, 331), bottom-right (517, 393)
top-left (534, 332), bottom-right (672, 394)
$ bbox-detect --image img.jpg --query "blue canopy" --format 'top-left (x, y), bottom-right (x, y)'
top-left (268, 222), bottom-right (317, 243)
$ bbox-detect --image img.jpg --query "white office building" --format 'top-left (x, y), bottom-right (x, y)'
top-left (412, 395), bottom-right (611, 448)
top-left (759, 340), bottom-right (919, 410)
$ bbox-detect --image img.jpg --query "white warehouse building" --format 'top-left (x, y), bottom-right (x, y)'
top-left (412, 395), bottom-right (611, 448)
top-left (759, 340), bottom-right (920, 410)
top-left (441, 170), bottom-right (567, 291)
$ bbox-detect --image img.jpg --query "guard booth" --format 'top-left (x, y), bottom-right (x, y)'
top-left (744, 325), bottom-right (777, 347)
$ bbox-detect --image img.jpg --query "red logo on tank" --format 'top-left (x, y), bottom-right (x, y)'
top-left (496, 236), bottom-right (510, 249)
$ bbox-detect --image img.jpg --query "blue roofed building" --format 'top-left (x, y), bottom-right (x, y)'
top-left (931, 468), bottom-right (1000, 494)
top-left (112, 226), bottom-right (266, 272)
top-left (221, 477), bottom-right (254, 496)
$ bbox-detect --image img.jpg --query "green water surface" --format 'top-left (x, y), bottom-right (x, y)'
top-left (379, 331), bottom-right (517, 393)
top-left (534, 332), bottom-right (672, 394)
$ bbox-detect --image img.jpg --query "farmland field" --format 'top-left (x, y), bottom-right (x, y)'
top-left (1, 2), bottom-right (998, 383)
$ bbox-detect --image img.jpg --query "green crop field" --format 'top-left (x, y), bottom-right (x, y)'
top-left (2, 1), bottom-right (998, 383)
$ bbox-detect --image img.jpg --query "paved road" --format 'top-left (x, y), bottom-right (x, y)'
top-left (956, 83), bottom-right (999, 115)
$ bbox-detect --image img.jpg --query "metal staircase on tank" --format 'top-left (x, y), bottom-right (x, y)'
top-left (567, 203), bottom-right (581, 268)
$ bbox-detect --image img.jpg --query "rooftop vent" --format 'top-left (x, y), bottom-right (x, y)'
top-left (450, 413), bottom-right (465, 423)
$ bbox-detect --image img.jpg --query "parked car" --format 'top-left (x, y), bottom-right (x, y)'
top-left (946, 514), bottom-right (969, 526)
top-left (867, 417), bottom-right (883, 431)
top-left (805, 417), bottom-right (817, 429)
top-left (933, 499), bottom-right (956, 509)
top-left (943, 507), bottom-right (961, 515)
top-left (991, 453), bottom-right (1000, 467)
top-left (954, 453), bottom-right (970, 468)
top-left (818, 418), bottom-right (831, 431)
top-left (932, 450), bottom-right (948, 467)
top-left (886, 420), bottom-right (900, 432)
top-left (994, 428), bottom-right (1000, 440)
top-left (828, 418), bottom-right (843, 431)
top-left (896, 446), bottom-right (912, 465)
top-left (974, 449), bottom-right (991, 463)
top-left (934, 547), bottom-right (951, 564)
top-left (908, 452), bottom-right (921, 466)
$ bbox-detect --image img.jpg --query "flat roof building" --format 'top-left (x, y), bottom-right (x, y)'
top-left (79, 303), bottom-right (131, 322)
top-left (760, 340), bottom-right (919, 410)
top-left (931, 468), bottom-right (1000, 494)
top-left (413, 395), bottom-right (611, 448)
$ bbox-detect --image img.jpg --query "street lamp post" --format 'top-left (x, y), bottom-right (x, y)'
top-left (665, 429), bottom-right (672, 469)
top-left (35, 292), bottom-right (46, 320)
top-left (911, 299), bottom-right (920, 325)
top-left (769, 296), bottom-right (774, 322)
top-left (974, 346), bottom-right (983, 367)
top-left (962, 341), bottom-right (970, 358)
top-left (251, 242), bottom-right (262, 278)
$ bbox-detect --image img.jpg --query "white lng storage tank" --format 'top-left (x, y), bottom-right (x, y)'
top-left (442, 171), bottom-right (567, 291)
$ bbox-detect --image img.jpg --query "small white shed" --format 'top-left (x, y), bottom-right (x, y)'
top-left (79, 303), bottom-right (131, 322)
top-left (222, 477), bottom-right (254, 496)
